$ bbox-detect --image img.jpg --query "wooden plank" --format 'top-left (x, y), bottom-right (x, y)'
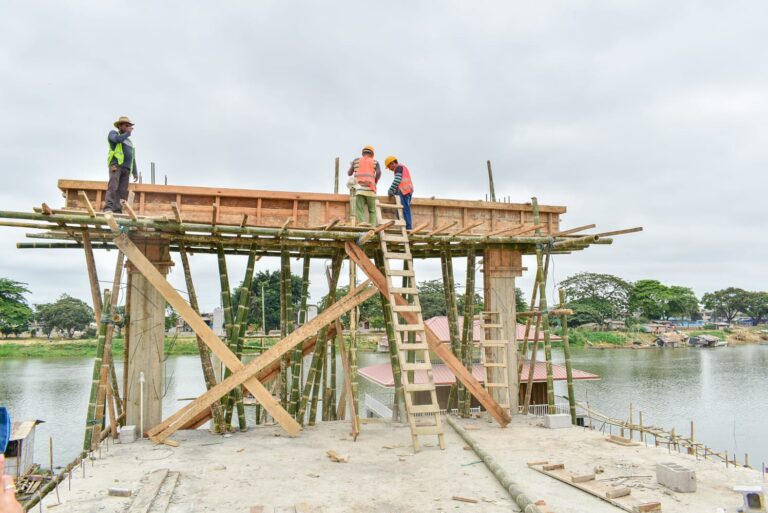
top-left (103, 214), bottom-right (300, 437)
top-left (78, 191), bottom-right (96, 217)
top-left (146, 280), bottom-right (377, 441)
top-left (335, 318), bottom-right (359, 439)
top-left (553, 224), bottom-right (596, 236)
top-left (127, 468), bottom-right (169, 513)
top-left (344, 241), bottom-right (511, 427)
top-left (121, 200), bottom-right (139, 221)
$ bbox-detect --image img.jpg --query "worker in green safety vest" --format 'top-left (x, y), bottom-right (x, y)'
top-left (105, 116), bottom-right (138, 213)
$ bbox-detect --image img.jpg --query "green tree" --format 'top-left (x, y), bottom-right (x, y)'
top-left (740, 291), bottom-right (768, 326)
top-left (666, 286), bottom-right (699, 320)
top-left (241, 270), bottom-right (302, 333)
top-left (0, 278), bottom-right (34, 337)
top-left (630, 280), bottom-right (670, 320)
top-left (165, 304), bottom-right (179, 331)
top-left (36, 294), bottom-right (94, 338)
top-left (702, 287), bottom-right (747, 323)
top-left (560, 273), bottom-right (633, 325)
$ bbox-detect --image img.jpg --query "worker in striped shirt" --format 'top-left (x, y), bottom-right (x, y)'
top-left (384, 156), bottom-right (414, 230)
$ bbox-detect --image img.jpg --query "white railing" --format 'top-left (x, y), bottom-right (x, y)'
top-left (364, 393), bottom-right (394, 418)
top-left (518, 402), bottom-right (571, 417)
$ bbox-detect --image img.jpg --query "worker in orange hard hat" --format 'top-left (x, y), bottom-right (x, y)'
top-left (347, 145), bottom-right (381, 226)
top-left (384, 155), bottom-right (414, 230)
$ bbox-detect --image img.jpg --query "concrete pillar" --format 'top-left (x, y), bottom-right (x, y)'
top-left (482, 248), bottom-right (524, 414)
top-left (125, 238), bottom-right (173, 433)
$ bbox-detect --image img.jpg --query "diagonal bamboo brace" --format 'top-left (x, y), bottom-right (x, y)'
top-left (102, 213), bottom-right (301, 437)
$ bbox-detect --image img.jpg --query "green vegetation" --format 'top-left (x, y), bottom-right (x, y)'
top-left (0, 278), bottom-right (34, 336)
top-left (0, 336), bottom-right (201, 359)
top-left (687, 330), bottom-right (726, 340)
top-left (35, 295), bottom-right (94, 338)
top-left (566, 330), bottom-right (628, 346)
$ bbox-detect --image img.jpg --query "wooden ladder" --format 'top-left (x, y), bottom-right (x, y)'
top-left (376, 197), bottom-right (445, 451)
top-left (479, 311), bottom-right (511, 413)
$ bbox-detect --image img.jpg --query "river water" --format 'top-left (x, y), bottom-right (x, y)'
top-left (1, 345), bottom-right (766, 469)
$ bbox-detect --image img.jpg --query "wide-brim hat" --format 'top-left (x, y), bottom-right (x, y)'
top-left (113, 116), bottom-right (135, 128)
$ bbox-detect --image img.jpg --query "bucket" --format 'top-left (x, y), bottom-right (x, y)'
top-left (0, 407), bottom-right (9, 453)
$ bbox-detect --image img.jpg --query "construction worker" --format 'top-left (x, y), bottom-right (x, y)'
top-left (104, 116), bottom-right (138, 213)
top-left (347, 145), bottom-right (381, 226)
top-left (384, 156), bottom-right (414, 230)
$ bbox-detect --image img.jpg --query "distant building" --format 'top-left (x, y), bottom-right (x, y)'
top-left (3, 420), bottom-right (43, 478)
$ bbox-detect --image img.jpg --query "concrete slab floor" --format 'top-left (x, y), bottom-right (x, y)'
top-left (40, 417), bottom-right (762, 513)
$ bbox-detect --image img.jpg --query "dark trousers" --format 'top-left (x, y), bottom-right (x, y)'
top-left (398, 192), bottom-right (413, 230)
top-left (105, 165), bottom-right (130, 213)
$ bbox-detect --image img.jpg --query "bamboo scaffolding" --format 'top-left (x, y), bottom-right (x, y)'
top-left (441, 248), bottom-right (461, 411)
top-left (290, 255), bottom-right (311, 419)
top-left (459, 248), bottom-right (476, 417)
top-left (83, 290), bottom-right (111, 452)
top-left (558, 289), bottom-right (576, 424)
top-left (374, 250), bottom-right (405, 422)
top-left (179, 246), bottom-right (225, 433)
top-left (281, 249), bottom-right (295, 412)
top-left (532, 197), bottom-right (556, 414)
top-left (104, 251), bottom-right (124, 423)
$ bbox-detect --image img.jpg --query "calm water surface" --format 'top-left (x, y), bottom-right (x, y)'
top-left (1, 345), bottom-right (766, 468)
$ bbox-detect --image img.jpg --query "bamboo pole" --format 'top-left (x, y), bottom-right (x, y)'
top-left (460, 247), bottom-right (476, 417)
top-left (83, 290), bottom-right (111, 452)
top-left (375, 250), bottom-right (406, 422)
top-left (334, 157), bottom-right (340, 194)
top-left (486, 160), bottom-right (497, 202)
top-left (310, 336), bottom-right (325, 425)
top-left (348, 257), bottom-right (359, 421)
top-left (291, 255), bottom-right (311, 419)
top-left (281, 249), bottom-right (295, 412)
top-left (122, 269), bottom-right (132, 413)
top-left (216, 245), bottom-right (234, 342)
top-left (558, 289), bottom-right (576, 425)
top-left (82, 231), bottom-right (102, 323)
top-left (104, 251), bottom-right (124, 422)
top-left (445, 416), bottom-right (544, 513)
top-left (179, 247), bottom-right (225, 433)
top-left (222, 244), bottom-right (259, 430)
top-left (532, 198), bottom-right (556, 414)
top-left (441, 248), bottom-right (462, 412)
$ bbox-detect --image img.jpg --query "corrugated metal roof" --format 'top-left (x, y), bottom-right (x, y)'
top-left (424, 316), bottom-right (561, 343)
top-left (358, 362), bottom-right (599, 387)
top-left (10, 420), bottom-right (43, 441)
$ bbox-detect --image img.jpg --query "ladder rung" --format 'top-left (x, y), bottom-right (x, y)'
top-left (380, 203), bottom-right (403, 210)
top-left (402, 363), bottom-right (433, 371)
top-left (390, 287), bottom-right (418, 295)
top-left (482, 340), bottom-right (508, 345)
top-left (481, 342), bottom-right (506, 348)
top-left (483, 363), bottom-right (506, 367)
top-left (409, 404), bottom-right (441, 414)
top-left (387, 269), bottom-right (415, 277)
top-left (412, 425), bottom-right (444, 436)
top-left (384, 252), bottom-right (411, 260)
top-left (485, 383), bottom-right (508, 388)
top-left (482, 323), bottom-right (504, 328)
top-left (405, 383), bottom-right (435, 392)
top-left (396, 343), bottom-right (430, 351)
top-left (382, 234), bottom-right (409, 243)
top-left (395, 323), bottom-right (424, 332)
top-left (392, 305), bottom-right (421, 312)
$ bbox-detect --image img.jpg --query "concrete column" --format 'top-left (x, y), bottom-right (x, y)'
top-left (125, 238), bottom-right (173, 433)
top-left (483, 248), bottom-right (524, 414)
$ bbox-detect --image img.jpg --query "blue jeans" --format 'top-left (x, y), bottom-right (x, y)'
top-left (398, 192), bottom-right (412, 230)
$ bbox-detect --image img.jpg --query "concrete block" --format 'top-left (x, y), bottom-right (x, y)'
top-left (118, 425), bottom-right (137, 444)
top-left (656, 462), bottom-right (696, 493)
top-left (543, 414), bottom-right (572, 429)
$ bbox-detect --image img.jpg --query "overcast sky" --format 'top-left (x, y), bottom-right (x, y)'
top-left (1, 1), bottom-right (766, 313)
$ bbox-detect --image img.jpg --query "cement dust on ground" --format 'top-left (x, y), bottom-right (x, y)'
top-left (41, 417), bottom-right (762, 512)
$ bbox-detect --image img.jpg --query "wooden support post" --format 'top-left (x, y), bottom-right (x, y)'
top-left (375, 250), bottom-right (405, 422)
top-left (486, 160), bottom-right (496, 202)
top-left (335, 318), bottom-right (359, 439)
top-left (334, 157), bottom-right (340, 194)
top-left (345, 242), bottom-right (511, 427)
top-left (179, 246), bottom-right (225, 433)
top-left (82, 231), bottom-right (102, 322)
top-left (78, 190), bottom-right (96, 217)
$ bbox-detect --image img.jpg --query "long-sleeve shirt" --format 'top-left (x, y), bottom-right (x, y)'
top-left (347, 158), bottom-right (381, 195)
top-left (388, 165), bottom-right (404, 196)
top-left (108, 130), bottom-right (138, 178)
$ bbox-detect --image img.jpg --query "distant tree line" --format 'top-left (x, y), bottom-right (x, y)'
top-left (560, 272), bottom-right (768, 327)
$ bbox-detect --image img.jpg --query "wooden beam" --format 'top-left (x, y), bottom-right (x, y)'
top-left (408, 221), bottom-right (430, 235)
top-left (171, 202), bottom-right (182, 224)
top-left (211, 203), bottom-right (218, 227)
top-left (102, 213), bottom-right (300, 437)
top-left (594, 226), bottom-right (643, 237)
top-left (486, 224), bottom-right (523, 237)
top-left (427, 221), bottom-right (458, 237)
top-left (344, 242), bottom-right (511, 427)
top-left (553, 224), bottom-right (596, 236)
top-left (120, 200), bottom-right (139, 221)
top-left (451, 222), bottom-right (483, 237)
top-left (82, 231), bottom-right (102, 322)
top-left (148, 282), bottom-right (378, 442)
top-left (323, 217), bottom-right (340, 231)
top-left (78, 191), bottom-right (96, 217)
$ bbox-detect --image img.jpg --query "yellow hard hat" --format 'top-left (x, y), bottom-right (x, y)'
top-left (362, 145), bottom-right (375, 156)
top-left (384, 156), bottom-right (398, 168)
